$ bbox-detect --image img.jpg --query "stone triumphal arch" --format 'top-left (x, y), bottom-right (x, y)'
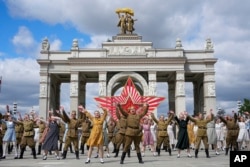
top-left (37, 34), bottom-right (217, 118)
top-left (37, 11), bottom-right (217, 118)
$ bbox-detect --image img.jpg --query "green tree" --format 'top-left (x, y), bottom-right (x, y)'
top-left (217, 108), bottom-right (226, 116)
top-left (238, 98), bottom-right (250, 115)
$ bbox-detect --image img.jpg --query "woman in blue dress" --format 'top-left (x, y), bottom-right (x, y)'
top-left (1, 113), bottom-right (21, 159)
top-left (41, 112), bottom-right (61, 160)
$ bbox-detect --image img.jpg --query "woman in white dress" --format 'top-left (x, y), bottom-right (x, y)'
top-left (149, 119), bottom-right (157, 149)
top-left (167, 121), bottom-right (176, 150)
top-left (215, 118), bottom-right (224, 152)
top-left (237, 116), bottom-right (250, 150)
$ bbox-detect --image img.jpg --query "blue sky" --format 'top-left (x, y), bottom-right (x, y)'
top-left (1, 0), bottom-right (250, 116)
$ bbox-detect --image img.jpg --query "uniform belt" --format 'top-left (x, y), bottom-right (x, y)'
top-left (228, 128), bottom-right (237, 130)
top-left (158, 129), bottom-right (167, 131)
top-left (198, 127), bottom-right (207, 129)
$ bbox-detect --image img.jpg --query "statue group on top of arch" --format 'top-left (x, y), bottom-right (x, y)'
top-left (116, 8), bottom-right (137, 34)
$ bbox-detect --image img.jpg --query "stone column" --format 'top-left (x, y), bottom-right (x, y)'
top-left (148, 71), bottom-right (158, 116)
top-left (49, 75), bottom-right (61, 111)
top-left (79, 79), bottom-right (86, 107)
top-left (168, 81), bottom-right (175, 111)
top-left (99, 72), bottom-right (107, 97)
top-left (148, 71), bottom-right (156, 96)
top-left (175, 71), bottom-right (186, 116)
top-left (70, 72), bottom-right (79, 113)
top-left (203, 72), bottom-right (216, 114)
top-left (39, 73), bottom-right (49, 119)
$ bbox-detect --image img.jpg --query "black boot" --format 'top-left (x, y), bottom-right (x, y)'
top-left (37, 144), bottom-right (42, 155)
top-left (127, 149), bottom-right (131, 157)
top-left (32, 148), bottom-right (37, 159)
top-left (81, 144), bottom-right (84, 154)
top-left (225, 148), bottom-right (229, 155)
top-left (120, 152), bottom-right (126, 164)
top-left (87, 145), bottom-right (89, 150)
top-left (195, 149), bottom-right (198, 158)
top-left (112, 144), bottom-right (116, 153)
top-left (114, 149), bottom-right (119, 157)
top-left (205, 149), bottom-right (210, 158)
top-left (59, 143), bottom-right (62, 151)
top-left (75, 151), bottom-right (79, 159)
top-left (69, 144), bottom-right (74, 153)
top-left (168, 148), bottom-right (172, 156)
top-left (137, 152), bottom-right (144, 164)
top-left (19, 147), bottom-right (25, 159)
top-left (62, 150), bottom-right (67, 159)
top-left (156, 147), bottom-right (161, 156)
top-left (0, 145), bottom-right (3, 158)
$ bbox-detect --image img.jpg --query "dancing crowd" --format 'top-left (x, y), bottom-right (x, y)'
top-left (0, 104), bottom-right (249, 164)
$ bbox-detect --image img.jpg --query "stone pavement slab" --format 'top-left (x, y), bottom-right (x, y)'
top-left (0, 149), bottom-right (229, 167)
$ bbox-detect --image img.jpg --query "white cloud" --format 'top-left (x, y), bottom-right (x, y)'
top-left (12, 26), bottom-right (39, 57)
top-left (2, 0), bottom-right (250, 115)
top-left (50, 39), bottom-right (62, 50)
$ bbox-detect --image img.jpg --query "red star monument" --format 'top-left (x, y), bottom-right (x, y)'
top-left (95, 77), bottom-right (165, 120)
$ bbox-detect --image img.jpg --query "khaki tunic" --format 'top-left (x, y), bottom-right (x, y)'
top-left (80, 119), bottom-right (91, 145)
top-left (114, 109), bottom-right (127, 149)
top-left (151, 114), bottom-right (174, 148)
top-left (188, 115), bottom-right (214, 149)
top-left (38, 122), bottom-right (46, 144)
top-left (20, 120), bottom-right (38, 148)
top-left (60, 111), bottom-right (84, 151)
top-left (220, 114), bottom-right (239, 149)
top-left (15, 123), bottom-right (24, 144)
top-left (119, 104), bottom-right (148, 153)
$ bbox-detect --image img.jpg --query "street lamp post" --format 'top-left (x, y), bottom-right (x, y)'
top-left (13, 102), bottom-right (17, 115)
top-left (237, 100), bottom-right (242, 116)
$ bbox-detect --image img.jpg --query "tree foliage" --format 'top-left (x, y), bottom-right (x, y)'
top-left (217, 108), bottom-right (226, 116)
top-left (238, 98), bottom-right (250, 115)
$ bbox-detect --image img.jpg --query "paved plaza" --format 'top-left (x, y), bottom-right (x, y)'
top-left (0, 148), bottom-right (230, 167)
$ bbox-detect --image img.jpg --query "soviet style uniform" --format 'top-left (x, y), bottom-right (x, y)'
top-left (114, 108), bottom-right (128, 157)
top-left (188, 114), bottom-right (214, 158)
top-left (58, 121), bottom-right (66, 152)
top-left (80, 115), bottom-right (91, 154)
top-left (107, 119), bottom-right (116, 154)
top-left (220, 113), bottom-right (239, 155)
top-left (19, 119), bottom-right (38, 159)
top-left (15, 122), bottom-right (24, 155)
top-left (60, 110), bottom-right (83, 159)
top-left (118, 104), bottom-right (148, 164)
top-left (151, 113), bottom-right (174, 156)
top-left (37, 121), bottom-right (46, 155)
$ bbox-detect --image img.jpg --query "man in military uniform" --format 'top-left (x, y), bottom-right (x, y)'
top-left (106, 117), bottom-right (116, 157)
top-left (19, 114), bottom-right (38, 159)
top-left (151, 111), bottom-right (174, 156)
top-left (14, 113), bottom-right (24, 157)
top-left (114, 107), bottom-right (128, 157)
top-left (57, 106), bottom-right (84, 159)
top-left (79, 114), bottom-right (91, 155)
top-left (58, 119), bottom-right (66, 153)
top-left (188, 110), bottom-right (214, 158)
top-left (219, 112), bottom-right (239, 155)
top-left (118, 103), bottom-right (148, 164)
top-left (37, 117), bottom-right (46, 155)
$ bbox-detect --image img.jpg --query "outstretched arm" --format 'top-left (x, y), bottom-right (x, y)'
top-left (139, 103), bottom-right (149, 118)
top-left (117, 103), bottom-right (128, 117)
